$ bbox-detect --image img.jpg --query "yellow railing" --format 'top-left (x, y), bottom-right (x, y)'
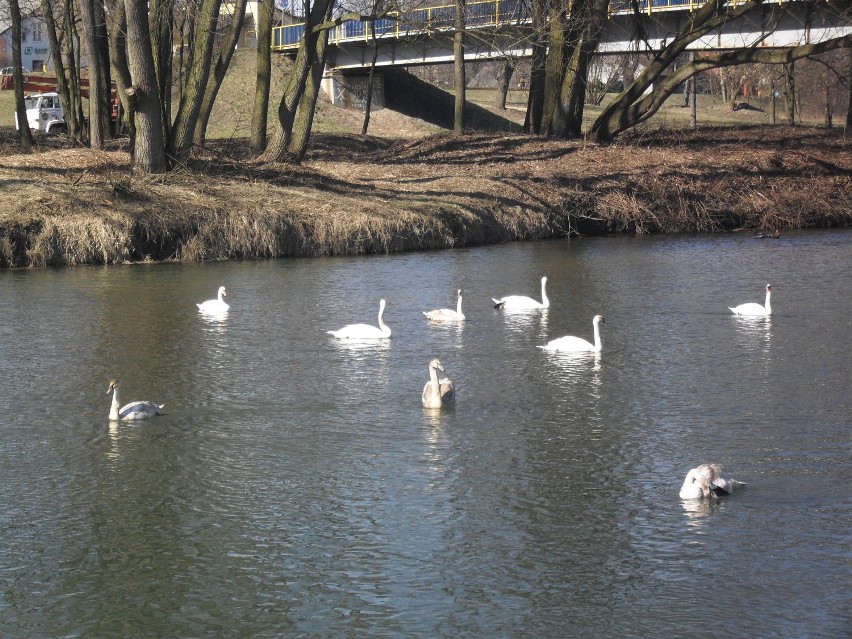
top-left (272, 0), bottom-right (787, 51)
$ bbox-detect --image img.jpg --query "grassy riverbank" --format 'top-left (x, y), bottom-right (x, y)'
top-left (1, 50), bottom-right (850, 267)
top-left (0, 124), bottom-right (849, 268)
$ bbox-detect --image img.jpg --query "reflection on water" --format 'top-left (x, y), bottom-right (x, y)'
top-left (0, 231), bottom-right (850, 638)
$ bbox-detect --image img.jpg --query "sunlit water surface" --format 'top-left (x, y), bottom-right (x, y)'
top-left (0, 231), bottom-right (849, 638)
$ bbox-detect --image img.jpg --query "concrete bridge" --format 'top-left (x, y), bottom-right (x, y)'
top-left (272, 0), bottom-right (851, 67)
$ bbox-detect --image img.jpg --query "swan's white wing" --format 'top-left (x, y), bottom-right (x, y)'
top-left (120, 401), bottom-right (164, 420)
top-left (424, 308), bottom-right (462, 321)
top-left (540, 336), bottom-right (595, 352)
top-left (328, 323), bottom-right (386, 339)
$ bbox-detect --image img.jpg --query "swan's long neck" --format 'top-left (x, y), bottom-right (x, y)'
top-left (764, 288), bottom-right (771, 313)
top-left (593, 321), bottom-right (602, 351)
top-left (429, 365), bottom-right (441, 394)
top-left (456, 294), bottom-right (463, 315)
top-left (377, 303), bottom-right (389, 335)
top-left (541, 279), bottom-right (549, 308)
top-left (109, 387), bottom-right (120, 420)
top-left (218, 289), bottom-right (225, 302)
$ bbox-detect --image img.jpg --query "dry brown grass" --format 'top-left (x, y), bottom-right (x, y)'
top-left (0, 125), bottom-right (849, 267)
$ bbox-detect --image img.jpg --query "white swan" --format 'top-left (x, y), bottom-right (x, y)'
top-left (107, 379), bottom-right (164, 421)
top-left (493, 276), bottom-right (550, 310)
top-left (328, 298), bottom-right (391, 339)
top-left (422, 358), bottom-right (456, 408)
top-left (679, 463), bottom-right (746, 499)
top-left (197, 286), bottom-right (229, 313)
top-left (729, 284), bottom-right (771, 316)
top-left (539, 315), bottom-right (605, 352)
top-left (424, 289), bottom-right (465, 322)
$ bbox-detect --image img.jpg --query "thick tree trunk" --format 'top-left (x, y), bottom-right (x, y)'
top-left (453, 0), bottom-right (466, 132)
top-left (550, 0), bottom-right (609, 138)
top-left (250, 0), bottom-right (274, 152)
top-left (493, 59), bottom-right (515, 110)
top-left (124, 0), bottom-right (167, 172)
top-left (194, 0), bottom-right (249, 145)
top-left (541, 9), bottom-right (566, 136)
top-left (9, 0), bottom-right (34, 151)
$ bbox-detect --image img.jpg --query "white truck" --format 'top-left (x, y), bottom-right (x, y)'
top-left (14, 92), bottom-right (66, 133)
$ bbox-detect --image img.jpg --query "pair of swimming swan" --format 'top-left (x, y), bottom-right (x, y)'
top-left (107, 379), bottom-right (164, 421)
top-left (197, 286), bottom-right (229, 313)
top-left (679, 463), bottom-right (746, 499)
top-left (422, 358), bottom-right (456, 408)
top-left (730, 284), bottom-right (771, 316)
top-left (328, 299), bottom-right (392, 339)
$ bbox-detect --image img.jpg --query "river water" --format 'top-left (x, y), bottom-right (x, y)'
top-left (0, 231), bottom-right (849, 638)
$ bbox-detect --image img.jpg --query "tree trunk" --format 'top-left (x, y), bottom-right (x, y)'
top-left (261, 0), bottom-right (334, 162)
top-left (290, 19), bottom-right (331, 159)
top-left (493, 59), bottom-right (515, 110)
top-left (105, 0), bottom-right (135, 141)
top-left (541, 9), bottom-right (566, 136)
top-left (847, 48), bottom-right (852, 130)
top-left (524, 0), bottom-right (548, 133)
top-left (151, 0), bottom-right (175, 145)
top-left (194, 0), bottom-right (249, 145)
top-left (62, 0), bottom-right (86, 133)
top-left (250, 0), bottom-right (274, 152)
top-left (769, 77), bottom-right (776, 124)
top-left (785, 61), bottom-right (795, 125)
top-left (453, 0), bottom-right (466, 132)
top-left (41, 0), bottom-right (82, 142)
top-left (550, 0), bottom-right (609, 138)
top-left (170, 0), bottom-right (223, 163)
top-left (361, 21), bottom-right (380, 136)
top-left (124, 0), bottom-right (167, 172)
top-left (9, 0), bottom-right (34, 151)
top-left (78, 0), bottom-right (113, 147)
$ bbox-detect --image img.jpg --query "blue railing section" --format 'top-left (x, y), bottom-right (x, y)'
top-left (272, 0), bottom-right (771, 51)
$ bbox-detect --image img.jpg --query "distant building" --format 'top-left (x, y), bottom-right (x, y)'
top-left (0, 15), bottom-right (53, 72)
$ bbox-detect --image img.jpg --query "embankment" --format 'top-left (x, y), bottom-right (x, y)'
top-left (0, 127), bottom-right (849, 268)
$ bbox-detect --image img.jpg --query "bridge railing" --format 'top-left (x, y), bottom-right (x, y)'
top-left (271, 0), bottom-right (770, 51)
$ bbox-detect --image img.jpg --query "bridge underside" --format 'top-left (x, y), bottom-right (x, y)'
top-left (325, 3), bottom-right (850, 69)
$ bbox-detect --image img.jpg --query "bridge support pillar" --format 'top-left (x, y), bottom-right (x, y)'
top-left (322, 70), bottom-right (385, 112)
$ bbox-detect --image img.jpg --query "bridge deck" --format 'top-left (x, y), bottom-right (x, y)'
top-left (271, 0), bottom-right (770, 51)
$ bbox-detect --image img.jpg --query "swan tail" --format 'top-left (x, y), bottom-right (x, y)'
top-left (492, 299), bottom-right (504, 308)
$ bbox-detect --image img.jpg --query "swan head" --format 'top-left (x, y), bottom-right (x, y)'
top-left (593, 315), bottom-right (605, 325)
top-left (429, 358), bottom-right (445, 372)
top-left (765, 284), bottom-right (771, 292)
top-left (541, 276), bottom-right (548, 285)
top-left (379, 298), bottom-right (386, 310)
top-left (107, 379), bottom-right (119, 394)
top-left (219, 286), bottom-right (228, 297)
top-left (457, 289), bottom-right (462, 298)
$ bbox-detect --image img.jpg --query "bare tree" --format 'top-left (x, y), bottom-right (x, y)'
top-left (250, 0), bottom-right (274, 151)
top-left (453, 0), bottom-right (466, 131)
top-left (78, 0), bottom-right (113, 147)
top-left (124, 0), bottom-right (167, 172)
top-left (41, 0), bottom-right (83, 142)
top-left (9, 0), bottom-right (34, 151)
